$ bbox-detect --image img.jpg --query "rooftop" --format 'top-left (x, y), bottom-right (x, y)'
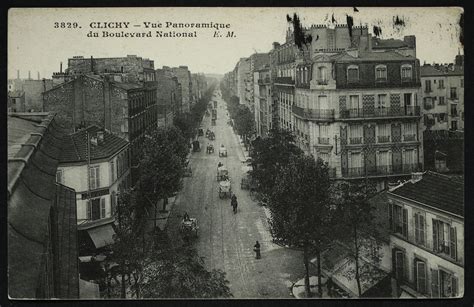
top-left (372, 37), bottom-right (408, 49)
top-left (420, 64), bottom-right (464, 77)
top-left (389, 171), bottom-right (464, 218)
top-left (8, 112), bottom-right (79, 298)
top-left (60, 125), bottom-right (129, 163)
top-left (334, 50), bottom-right (416, 62)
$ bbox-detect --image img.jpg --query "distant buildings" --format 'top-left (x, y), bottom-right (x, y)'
top-left (387, 171), bottom-right (464, 298)
top-left (253, 65), bottom-right (273, 136)
top-left (8, 112), bottom-right (79, 298)
top-left (172, 66), bottom-right (192, 113)
top-left (8, 71), bottom-right (54, 112)
top-left (420, 55), bottom-right (464, 132)
top-left (155, 66), bottom-right (181, 126)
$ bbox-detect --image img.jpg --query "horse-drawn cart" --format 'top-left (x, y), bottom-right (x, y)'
top-left (206, 144), bottom-right (214, 154)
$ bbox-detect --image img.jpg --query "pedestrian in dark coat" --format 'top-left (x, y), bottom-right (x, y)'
top-left (253, 241), bottom-right (261, 259)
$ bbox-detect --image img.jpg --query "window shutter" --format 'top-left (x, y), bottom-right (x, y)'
top-left (414, 212), bottom-right (419, 243)
top-left (96, 167), bottom-right (100, 188)
top-left (433, 219), bottom-right (438, 252)
top-left (416, 261), bottom-right (427, 294)
top-left (451, 275), bottom-right (458, 297)
top-left (431, 269), bottom-right (439, 298)
top-left (388, 203), bottom-right (393, 232)
top-left (100, 198), bottom-right (106, 218)
top-left (450, 226), bottom-right (457, 260)
top-left (87, 200), bottom-right (92, 220)
top-left (402, 208), bottom-right (408, 237)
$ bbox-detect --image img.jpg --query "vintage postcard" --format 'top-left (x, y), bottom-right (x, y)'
top-left (7, 7), bottom-right (464, 300)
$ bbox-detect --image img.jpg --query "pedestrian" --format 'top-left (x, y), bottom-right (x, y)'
top-left (232, 198), bottom-right (238, 214)
top-left (253, 241), bottom-right (261, 259)
top-left (183, 212), bottom-right (190, 221)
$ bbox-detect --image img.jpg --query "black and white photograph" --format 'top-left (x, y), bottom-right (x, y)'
top-left (6, 7), bottom-right (465, 300)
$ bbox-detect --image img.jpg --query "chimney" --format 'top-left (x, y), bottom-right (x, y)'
top-left (60, 62), bottom-right (63, 73)
top-left (411, 172), bottom-right (423, 183)
top-left (272, 42), bottom-right (280, 49)
top-left (28, 71), bottom-right (31, 80)
top-left (90, 136), bottom-right (98, 146)
top-left (17, 70), bottom-right (20, 79)
top-left (388, 181), bottom-right (402, 191)
top-left (97, 130), bottom-right (104, 143)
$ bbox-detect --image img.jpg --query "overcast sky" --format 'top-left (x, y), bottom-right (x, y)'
top-left (8, 7), bottom-right (463, 79)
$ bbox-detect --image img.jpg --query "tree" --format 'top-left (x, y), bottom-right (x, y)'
top-left (234, 105), bottom-right (255, 143)
top-left (138, 126), bottom-right (188, 228)
top-left (250, 128), bottom-right (303, 196)
top-left (139, 247), bottom-right (232, 298)
top-left (268, 155), bottom-right (332, 297)
top-left (173, 112), bottom-right (195, 141)
top-left (332, 181), bottom-right (383, 297)
top-left (109, 190), bottom-right (145, 298)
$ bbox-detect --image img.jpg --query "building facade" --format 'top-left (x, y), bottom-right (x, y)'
top-left (171, 66), bottom-right (192, 113)
top-left (155, 66), bottom-right (180, 127)
top-left (57, 126), bottom-right (130, 226)
top-left (387, 171), bottom-right (464, 298)
top-left (236, 57), bottom-right (250, 104)
top-left (43, 74), bottom-right (158, 182)
top-left (253, 66), bottom-right (273, 136)
top-left (420, 55), bottom-right (464, 132)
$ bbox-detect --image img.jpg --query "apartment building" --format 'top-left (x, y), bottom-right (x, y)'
top-left (253, 66), bottom-right (273, 136)
top-left (420, 55), bottom-right (464, 132)
top-left (387, 171), bottom-right (464, 298)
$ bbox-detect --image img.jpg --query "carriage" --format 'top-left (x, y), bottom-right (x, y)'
top-left (208, 131), bottom-right (215, 140)
top-left (218, 145), bottom-right (227, 157)
top-left (216, 165), bottom-right (229, 181)
top-left (206, 144), bottom-right (214, 154)
top-left (211, 119), bottom-right (216, 126)
top-left (198, 128), bottom-right (204, 137)
top-left (183, 159), bottom-right (192, 177)
top-left (218, 179), bottom-right (232, 199)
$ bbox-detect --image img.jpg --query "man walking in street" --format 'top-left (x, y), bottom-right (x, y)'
top-left (253, 241), bottom-right (261, 259)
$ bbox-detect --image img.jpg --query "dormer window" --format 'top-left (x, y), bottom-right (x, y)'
top-left (401, 64), bottom-right (413, 80)
top-left (375, 64), bottom-right (387, 81)
top-left (318, 66), bottom-right (328, 85)
top-left (347, 65), bottom-right (359, 83)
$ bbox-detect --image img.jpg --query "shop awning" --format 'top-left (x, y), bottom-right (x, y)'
top-left (87, 224), bottom-right (115, 249)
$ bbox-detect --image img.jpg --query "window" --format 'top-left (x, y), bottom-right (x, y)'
top-left (318, 66), bottom-right (328, 84)
top-left (432, 219), bottom-right (457, 260)
top-left (390, 204), bottom-right (408, 237)
top-left (100, 198), bottom-right (106, 218)
top-left (451, 120), bottom-right (458, 131)
top-left (375, 65), bottom-right (387, 80)
top-left (425, 80), bottom-right (432, 92)
top-left (438, 113), bottom-right (447, 122)
top-left (318, 96), bottom-right (328, 110)
top-left (450, 104), bottom-right (458, 116)
top-left (460, 79), bottom-right (463, 88)
top-left (377, 150), bottom-right (390, 167)
top-left (432, 269), bottom-right (458, 297)
top-left (377, 94), bottom-right (387, 108)
top-left (414, 259), bottom-right (427, 294)
top-left (403, 122), bottom-right (416, 139)
top-left (438, 79), bottom-right (445, 89)
top-left (347, 65), bottom-right (359, 82)
top-left (450, 87), bottom-right (457, 99)
top-left (56, 170), bottom-right (63, 184)
top-left (404, 93), bottom-right (413, 106)
top-left (401, 65), bottom-right (412, 79)
top-left (349, 95), bottom-right (360, 109)
top-left (414, 212), bottom-right (426, 246)
top-left (89, 165), bottom-right (100, 189)
top-left (111, 192), bottom-right (117, 216)
top-left (393, 248), bottom-right (406, 281)
top-left (349, 125), bottom-right (363, 144)
top-left (438, 96), bottom-right (445, 105)
top-left (377, 124), bottom-right (391, 143)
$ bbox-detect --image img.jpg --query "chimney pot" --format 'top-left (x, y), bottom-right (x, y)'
top-left (411, 172), bottom-right (423, 183)
top-left (97, 130), bottom-right (104, 143)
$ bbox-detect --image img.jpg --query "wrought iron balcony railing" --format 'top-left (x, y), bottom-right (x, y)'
top-left (292, 105), bottom-right (335, 121)
top-left (339, 106), bottom-right (420, 119)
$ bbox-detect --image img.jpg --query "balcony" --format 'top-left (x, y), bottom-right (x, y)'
top-left (274, 77), bottom-right (295, 85)
top-left (317, 79), bottom-right (329, 85)
top-left (339, 106), bottom-right (420, 120)
top-left (378, 135), bottom-right (390, 143)
top-left (292, 105), bottom-right (335, 121)
top-left (342, 163), bottom-right (422, 178)
top-left (318, 137), bottom-right (330, 145)
top-left (403, 134), bottom-right (416, 142)
top-left (349, 137), bottom-right (363, 144)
